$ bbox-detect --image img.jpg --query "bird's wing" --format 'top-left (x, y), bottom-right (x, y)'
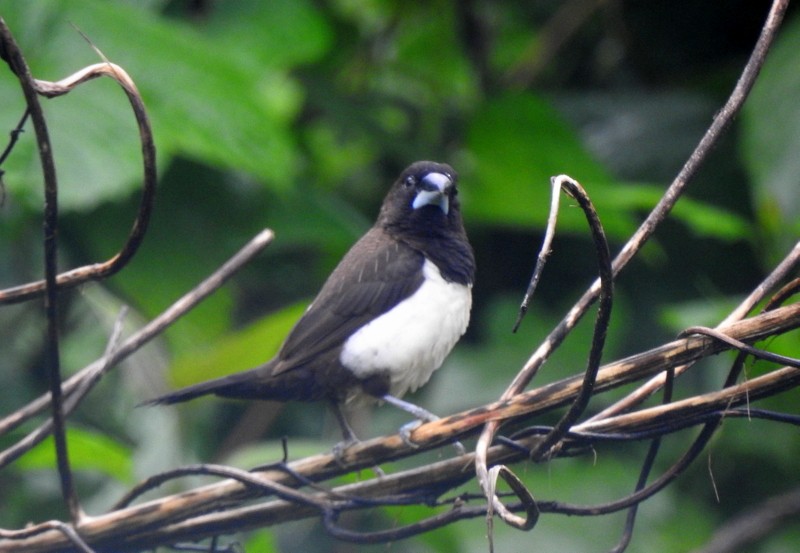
top-left (272, 228), bottom-right (424, 375)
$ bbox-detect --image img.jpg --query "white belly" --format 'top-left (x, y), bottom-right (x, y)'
top-left (339, 259), bottom-right (472, 398)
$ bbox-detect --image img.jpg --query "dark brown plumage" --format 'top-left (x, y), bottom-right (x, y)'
top-left (144, 161), bottom-right (474, 434)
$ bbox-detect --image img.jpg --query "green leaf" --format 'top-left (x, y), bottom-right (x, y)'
top-left (465, 93), bottom-right (638, 237)
top-left (465, 94), bottom-right (750, 242)
top-left (388, 3), bottom-right (478, 109)
top-left (202, 0), bottom-right (333, 69)
top-left (18, 426), bottom-right (133, 483)
top-left (604, 183), bottom-right (752, 241)
top-left (0, 0), bottom-right (328, 211)
top-left (169, 301), bottom-right (308, 387)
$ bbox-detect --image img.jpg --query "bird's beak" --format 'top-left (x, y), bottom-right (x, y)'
top-left (412, 172), bottom-right (452, 214)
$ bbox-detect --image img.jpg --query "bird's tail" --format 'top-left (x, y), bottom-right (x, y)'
top-left (141, 361), bottom-right (277, 406)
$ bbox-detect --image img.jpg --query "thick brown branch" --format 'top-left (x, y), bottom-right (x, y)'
top-left (1, 302), bottom-right (797, 551)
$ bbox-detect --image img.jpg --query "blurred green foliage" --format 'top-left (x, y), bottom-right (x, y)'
top-left (1, 1), bottom-right (798, 552)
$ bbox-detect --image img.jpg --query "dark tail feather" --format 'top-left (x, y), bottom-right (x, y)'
top-left (140, 361), bottom-right (277, 407)
top-left (141, 376), bottom-right (236, 406)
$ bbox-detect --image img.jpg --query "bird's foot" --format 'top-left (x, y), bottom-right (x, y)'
top-left (451, 439), bottom-right (467, 457)
top-left (331, 438), bottom-right (386, 477)
top-left (399, 420), bottom-right (423, 448)
top-left (331, 438), bottom-right (359, 467)
top-left (398, 419), bottom-right (467, 456)
top-left (381, 394), bottom-right (467, 456)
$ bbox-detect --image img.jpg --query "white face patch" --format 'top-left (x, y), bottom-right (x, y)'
top-left (339, 259), bottom-right (472, 398)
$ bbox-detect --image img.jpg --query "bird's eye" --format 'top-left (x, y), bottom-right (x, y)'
top-left (404, 176), bottom-right (415, 187)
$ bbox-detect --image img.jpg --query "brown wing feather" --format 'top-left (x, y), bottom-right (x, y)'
top-left (271, 227), bottom-right (425, 376)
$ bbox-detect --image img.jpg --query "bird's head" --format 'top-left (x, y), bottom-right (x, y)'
top-left (379, 161), bottom-right (461, 233)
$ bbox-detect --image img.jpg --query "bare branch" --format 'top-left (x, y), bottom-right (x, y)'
top-left (0, 15), bottom-right (80, 521)
top-left (475, 0), bottom-right (791, 533)
top-left (594, 240), bottom-right (800, 422)
top-left (0, 230), bottom-right (275, 467)
top-left (0, 58), bottom-right (157, 305)
top-left (2, 345), bottom-right (798, 551)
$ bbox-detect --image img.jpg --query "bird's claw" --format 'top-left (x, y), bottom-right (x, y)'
top-left (399, 420), bottom-right (423, 448)
top-left (399, 420), bottom-right (467, 456)
top-left (451, 440), bottom-right (467, 457)
top-left (332, 438), bottom-right (386, 477)
top-left (331, 438), bottom-right (358, 467)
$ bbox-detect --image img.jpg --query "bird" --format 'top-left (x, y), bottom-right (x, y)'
top-left (144, 161), bottom-right (475, 445)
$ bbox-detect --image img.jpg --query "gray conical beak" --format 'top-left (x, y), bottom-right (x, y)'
top-left (412, 172), bottom-right (452, 214)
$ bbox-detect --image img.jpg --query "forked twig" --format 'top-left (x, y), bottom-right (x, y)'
top-left (479, 175), bottom-right (613, 539)
top-left (0, 229), bottom-right (275, 468)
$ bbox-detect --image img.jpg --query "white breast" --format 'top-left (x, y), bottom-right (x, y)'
top-left (339, 259), bottom-right (472, 398)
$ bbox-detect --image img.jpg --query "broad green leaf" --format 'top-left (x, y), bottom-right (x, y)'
top-left (169, 301), bottom-right (307, 387)
top-left (0, 0), bottom-right (327, 210)
top-left (465, 93), bottom-right (637, 237)
top-left (466, 94), bottom-right (750, 242)
top-left (603, 183), bottom-right (752, 241)
top-left (202, 0), bottom-right (333, 69)
top-left (18, 426), bottom-right (133, 483)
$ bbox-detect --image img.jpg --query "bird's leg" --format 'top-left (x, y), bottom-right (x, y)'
top-left (380, 394), bottom-right (466, 456)
top-left (330, 401), bottom-right (385, 477)
top-left (332, 400), bottom-right (360, 443)
top-left (330, 400), bottom-right (359, 464)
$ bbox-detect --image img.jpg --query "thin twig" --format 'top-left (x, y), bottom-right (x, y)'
top-left (0, 16), bottom-right (81, 522)
top-left (121, 463), bottom-right (332, 512)
top-left (0, 60), bottom-right (157, 305)
top-left (530, 176), bottom-right (613, 461)
top-left (0, 230), bottom-right (275, 467)
top-left (607, 367), bottom-right (673, 553)
top-left (764, 275), bottom-right (800, 310)
top-left (475, 0), bottom-right (790, 524)
top-left (513, 176), bottom-right (561, 332)
top-left (0, 521), bottom-right (95, 553)
top-left (574, 366), bottom-right (800, 436)
top-left (589, 240), bottom-right (800, 422)
top-left (480, 174), bottom-right (614, 531)
top-left (679, 326), bottom-right (800, 368)
top-left (0, 107), bottom-right (29, 167)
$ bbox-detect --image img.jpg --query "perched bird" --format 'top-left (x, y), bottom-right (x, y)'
top-left (145, 161), bottom-right (475, 443)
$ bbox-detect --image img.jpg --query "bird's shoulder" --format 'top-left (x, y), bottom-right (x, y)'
top-left (272, 227), bottom-right (426, 374)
